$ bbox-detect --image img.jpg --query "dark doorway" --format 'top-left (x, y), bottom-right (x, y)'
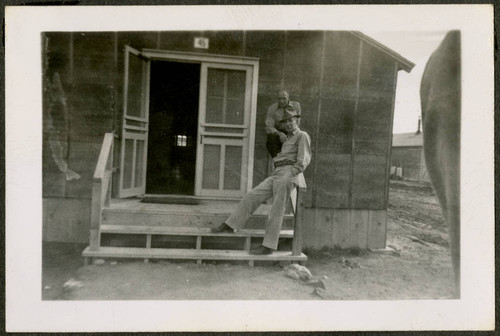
top-left (146, 61), bottom-right (200, 195)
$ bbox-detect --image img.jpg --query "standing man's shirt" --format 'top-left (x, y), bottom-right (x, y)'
top-left (273, 127), bottom-right (311, 177)
top-left (265, 101), bottom-right (302, 135)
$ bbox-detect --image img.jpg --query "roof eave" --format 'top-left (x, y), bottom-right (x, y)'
top-left (350, 31), bottom-right (416, 73)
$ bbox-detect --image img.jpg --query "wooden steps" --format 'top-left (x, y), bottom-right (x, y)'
top-left (87, 135), bottom-right (308, 266)
top-left (84, 225), bottom-right (306, 265)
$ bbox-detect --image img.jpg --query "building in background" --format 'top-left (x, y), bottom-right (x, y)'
top-left (391, 119), bottom-right (430, 182)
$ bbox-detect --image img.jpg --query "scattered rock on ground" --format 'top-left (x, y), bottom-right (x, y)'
top-left (63, 278), bottom-right (83, 289)
top-left (93, 259), bottom-right (105, 266)
top-left (340, 257), bottom-right (361, 269)
top-left (284, 264), bottom-right (313, 281)
top-left (305, 279), bottom-right (326, 289)
top-left (313, 287), bottom-right (343, 300)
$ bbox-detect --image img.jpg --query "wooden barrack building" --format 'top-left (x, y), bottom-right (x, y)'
top-left (42, 30), bottom-right (414, 262)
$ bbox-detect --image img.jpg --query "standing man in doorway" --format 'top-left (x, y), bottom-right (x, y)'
top-left (211, 106), bottom-right (311, 255)
top-left (265, 90), bottom-right (301, 157)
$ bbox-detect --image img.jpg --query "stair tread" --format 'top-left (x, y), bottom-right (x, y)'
top-left (82, 246), bottom-right (307, 261)
top-left (100, 225), bottom-right (295, 237)
top-left (103, 208), bottom-right (294, 218)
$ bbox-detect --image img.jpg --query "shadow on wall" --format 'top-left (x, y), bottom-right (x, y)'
top-left (46, 72), bottom-right (81, 182)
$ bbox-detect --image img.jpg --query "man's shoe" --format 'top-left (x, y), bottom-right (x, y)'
top-left (211, 223), bottom-right (234, 233)
top-left (249, 245), bottom-right (273, 255)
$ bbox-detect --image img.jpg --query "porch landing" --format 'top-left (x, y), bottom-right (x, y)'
top-left (107, 197), bottom-right (279, 216)
top-left (102, 198), bottom-right (295, 229)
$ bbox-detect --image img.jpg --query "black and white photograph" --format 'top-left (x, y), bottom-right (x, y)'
top-left (5, 4), bottom-right (495, 332)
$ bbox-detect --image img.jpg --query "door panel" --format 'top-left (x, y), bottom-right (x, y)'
top-left (201, 144), bottom-right (221, 190)
top-left (224, 145), bottom-right (243, 190)
top-left (119, 46), bottom-right (150, 198)
top-left (198, 137), bottom-right (246, 197)
top-left (196, 63), bottom-right (252, 198)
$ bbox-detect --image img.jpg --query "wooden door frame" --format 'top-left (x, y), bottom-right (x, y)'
top-left (118, 45), bottom-right (151, 198)
top-left (196, 62), bottom-right (252, 197)
top-left (141, 49), bottom-right (259, 194)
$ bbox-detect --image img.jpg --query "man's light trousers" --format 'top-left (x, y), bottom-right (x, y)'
top-left (226, 166), bottom-right (297, 250)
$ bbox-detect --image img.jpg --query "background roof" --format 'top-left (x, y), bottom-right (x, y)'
top-left (392, 132), bottom-right (423, 147)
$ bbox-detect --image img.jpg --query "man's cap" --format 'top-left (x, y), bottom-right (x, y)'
top-left (280, 105), bottom-right (301, 122)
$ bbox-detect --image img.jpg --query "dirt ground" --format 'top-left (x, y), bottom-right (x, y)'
top-left (42, 180), bottom-right (455, 300)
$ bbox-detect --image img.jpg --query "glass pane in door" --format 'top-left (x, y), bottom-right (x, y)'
top-left (126, 54), bottom-right (145, 118)
top-left (206, 68), bottom-right (246, 125)
top-left (226, 71), bottom-right (246, 125)
top-left (134, 140), bottom-right (145, 188)
top-left (202, 144), bottom-right (221, 189)
top-left (123, 139), bottom-right (134, 189)
top-left (224, 145), bottom-right (242, 190)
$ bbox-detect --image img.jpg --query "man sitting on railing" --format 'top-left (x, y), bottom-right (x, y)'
top-left (211, 106), bottom-right (312, 255)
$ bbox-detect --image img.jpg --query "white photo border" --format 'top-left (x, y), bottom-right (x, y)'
top-left (5, 4), bottom-right (495, 332)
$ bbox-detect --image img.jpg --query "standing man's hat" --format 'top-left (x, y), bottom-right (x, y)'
top-left (280, 106), bottom-right (301, 122)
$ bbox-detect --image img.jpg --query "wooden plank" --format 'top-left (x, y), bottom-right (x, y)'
top-left (290, 188), bottom-right (297, 214)
top-left (331, 209), bottom-right (351, 248)
top-left (347, 39), bottom-right (364, 208)
top-left (384, 63), bottom-right (399, 206)
top-left (82, 246), bottom-right (308, 261)
top-left (89, 180), bottom-right (102, 251)
top-left (314, 153), bottom-right (351, 208)
top-left (43, 198), bottom-right (91, 243)
top-left (292, 187), bottom-right (306, 256)
top-left (367, 210), bottom-right (387, 249)
top-left (310, 31), bottom-right (327, 208)
top-left (302, 208), bottom-right (316, 248)
top-left (244, 237), bottom-right (251, 251)
top-left (348, 210), bottom-right (369, 249)
top-left (93, 133), bottom-right (114, 179)
top-left (310, 208), bottom-right (335, 249)
top-left (144, 234), bottom-right (152, 263)
top-left (196, 236), bottom-right (202, 264)
top-left (350, 155), bottom-right (387, 209)
top-left (100, 225), bottom-right (295, 238)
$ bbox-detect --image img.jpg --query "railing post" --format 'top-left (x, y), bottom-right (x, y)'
top-left (89, 133), bottom-right (114, 251)
top-left (292, 172), bottom-right (307, 256)
top-left (292, 187), bottom-right (306, 256)
top-left (89, 179), bottom-right (102, 250)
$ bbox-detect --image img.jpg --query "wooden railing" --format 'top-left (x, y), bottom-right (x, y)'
top-left (89, 133), bottom-right (115, 251)
top-left (291, 173), bottom-right (307, 256)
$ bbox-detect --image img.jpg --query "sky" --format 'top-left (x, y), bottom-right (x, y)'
top-left (362, 31), bottom-right (449, 134)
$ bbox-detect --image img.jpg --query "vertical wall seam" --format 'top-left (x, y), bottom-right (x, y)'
top-left (281, 31), bottom-right (287, 88)
top-left (113, 32), bottom-right (119, 134)
top-left (348, 39), bottom-right (363, 208)
top-left (311, 31), bottom-right (327, 208)
top-left (65, 32), bottom-right (74, 198)
top-left (384, 62), bottom-right (399, 208)
top-left (242, 30), bottom-right (246, 56)
top-left (112, 32), bottom-right (120, 198)
top-left (367, 209), bottom-right (372, 248)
